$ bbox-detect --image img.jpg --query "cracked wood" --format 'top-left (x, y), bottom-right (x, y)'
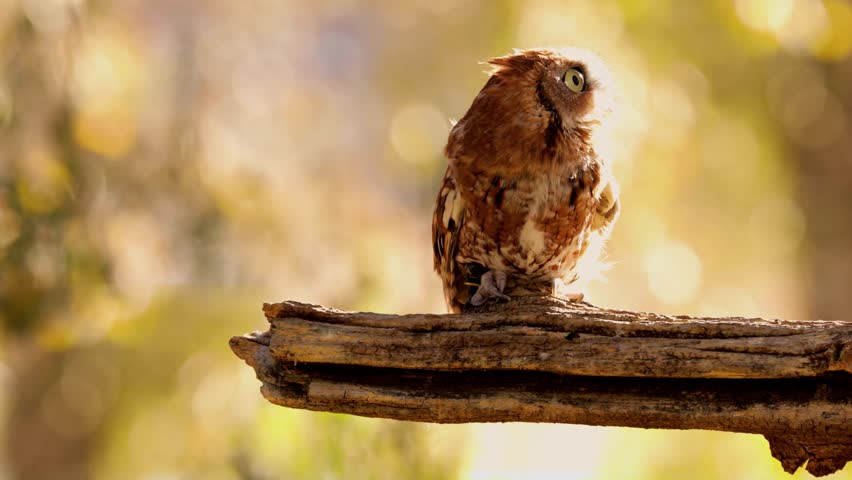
top-left (262, 296), bottom-right (851, 379)
top-left (231, 295), bottom-right (852, 476)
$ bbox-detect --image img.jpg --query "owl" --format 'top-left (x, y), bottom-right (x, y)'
top-left (432, 48), bottom-right (620, 313)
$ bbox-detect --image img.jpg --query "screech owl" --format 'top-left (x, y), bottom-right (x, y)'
top-left (432, 48), bottom-right (620, 313)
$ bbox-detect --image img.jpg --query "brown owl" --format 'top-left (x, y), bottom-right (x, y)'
top-left (432, 48), bottom-right (620, 313)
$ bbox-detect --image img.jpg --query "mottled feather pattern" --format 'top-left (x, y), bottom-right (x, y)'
top-left (432, 171), bottom-right (471, 311)
top-left (432, 48), bottom-right (620, 313)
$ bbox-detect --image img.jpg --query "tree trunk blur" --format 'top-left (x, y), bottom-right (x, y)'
top-left (1, 8), bottom-right (92, 480)
top-left (797, 57), bottom-right (852, 322)
top-left (2, 4), bottom-right (202, 479)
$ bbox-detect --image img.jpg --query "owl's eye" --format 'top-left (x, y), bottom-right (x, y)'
top-left (563, 68), bottom-right (585, 93)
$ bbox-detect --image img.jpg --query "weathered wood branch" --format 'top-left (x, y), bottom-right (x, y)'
top-left (230, 295), bottom-right (852, 476)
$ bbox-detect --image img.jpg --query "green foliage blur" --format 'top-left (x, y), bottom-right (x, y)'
top-left (1, 0), bottom-right (851, 479)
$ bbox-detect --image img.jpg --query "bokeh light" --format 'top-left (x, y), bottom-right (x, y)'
top-left (1, 0), bottom-right (851, 479)
top-left (644, 240), bottom-right (703, 306)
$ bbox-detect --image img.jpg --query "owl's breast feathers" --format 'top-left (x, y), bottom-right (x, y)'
top-left (432, 161), bottom-right (619, 313)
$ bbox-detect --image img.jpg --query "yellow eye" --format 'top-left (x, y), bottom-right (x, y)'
top-left (563, 68), bottom-right (585, 93)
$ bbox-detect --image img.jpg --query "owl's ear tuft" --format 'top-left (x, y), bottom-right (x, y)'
top-left (486, 50), bottom-right (540, 75)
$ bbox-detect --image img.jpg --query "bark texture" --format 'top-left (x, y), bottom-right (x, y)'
top-left (230, 295), bottom-right (852, 476)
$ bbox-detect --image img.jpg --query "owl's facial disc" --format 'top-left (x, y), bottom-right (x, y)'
top-left (541, 63), bottom-right (598, 129)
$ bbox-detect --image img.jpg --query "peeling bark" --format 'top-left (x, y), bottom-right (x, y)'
top-left (231, 295), bottom-right (852, 476)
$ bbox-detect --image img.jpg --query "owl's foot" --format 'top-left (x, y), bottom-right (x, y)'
top-left (470, 270), bottom-right (510, 306)
top-left (553, 278), bottom-right (584, 302)
top-left (562, 291), bottom-right (585, 302)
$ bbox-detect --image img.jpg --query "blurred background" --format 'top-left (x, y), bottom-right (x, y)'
top-left (1, 0), bottom-right (851, 478)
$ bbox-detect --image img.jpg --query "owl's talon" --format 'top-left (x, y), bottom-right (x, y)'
top-left (494, 270), bottom-right (507, 292)
top-left (553, 278), bottom-right (584, 302)
top-left (563, 291), bottom-right (584, 302)
top-left (470, 270), bottom-right (510, 306)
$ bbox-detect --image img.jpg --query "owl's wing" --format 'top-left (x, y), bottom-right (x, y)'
top-left (432, 167), bottom-right (470, 313)
top-left (568, 172), bottom-right (620, 289)
top-left (591, 174), bottom-right (620, 234)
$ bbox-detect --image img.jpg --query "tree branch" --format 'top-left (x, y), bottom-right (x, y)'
top-left (230, 295), bottom-right (852, 477)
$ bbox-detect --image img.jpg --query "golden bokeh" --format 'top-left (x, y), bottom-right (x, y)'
top-left (1, 0), bottom-right (851, 479)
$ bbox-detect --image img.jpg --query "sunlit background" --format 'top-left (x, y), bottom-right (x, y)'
top-left (1, 0), bottom-right (851, 479)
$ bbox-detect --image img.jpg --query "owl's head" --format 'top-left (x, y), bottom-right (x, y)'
top-left (487, 47), bottom-right (615, 128)
top-left (447, 47), bottom-right (616, 169)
